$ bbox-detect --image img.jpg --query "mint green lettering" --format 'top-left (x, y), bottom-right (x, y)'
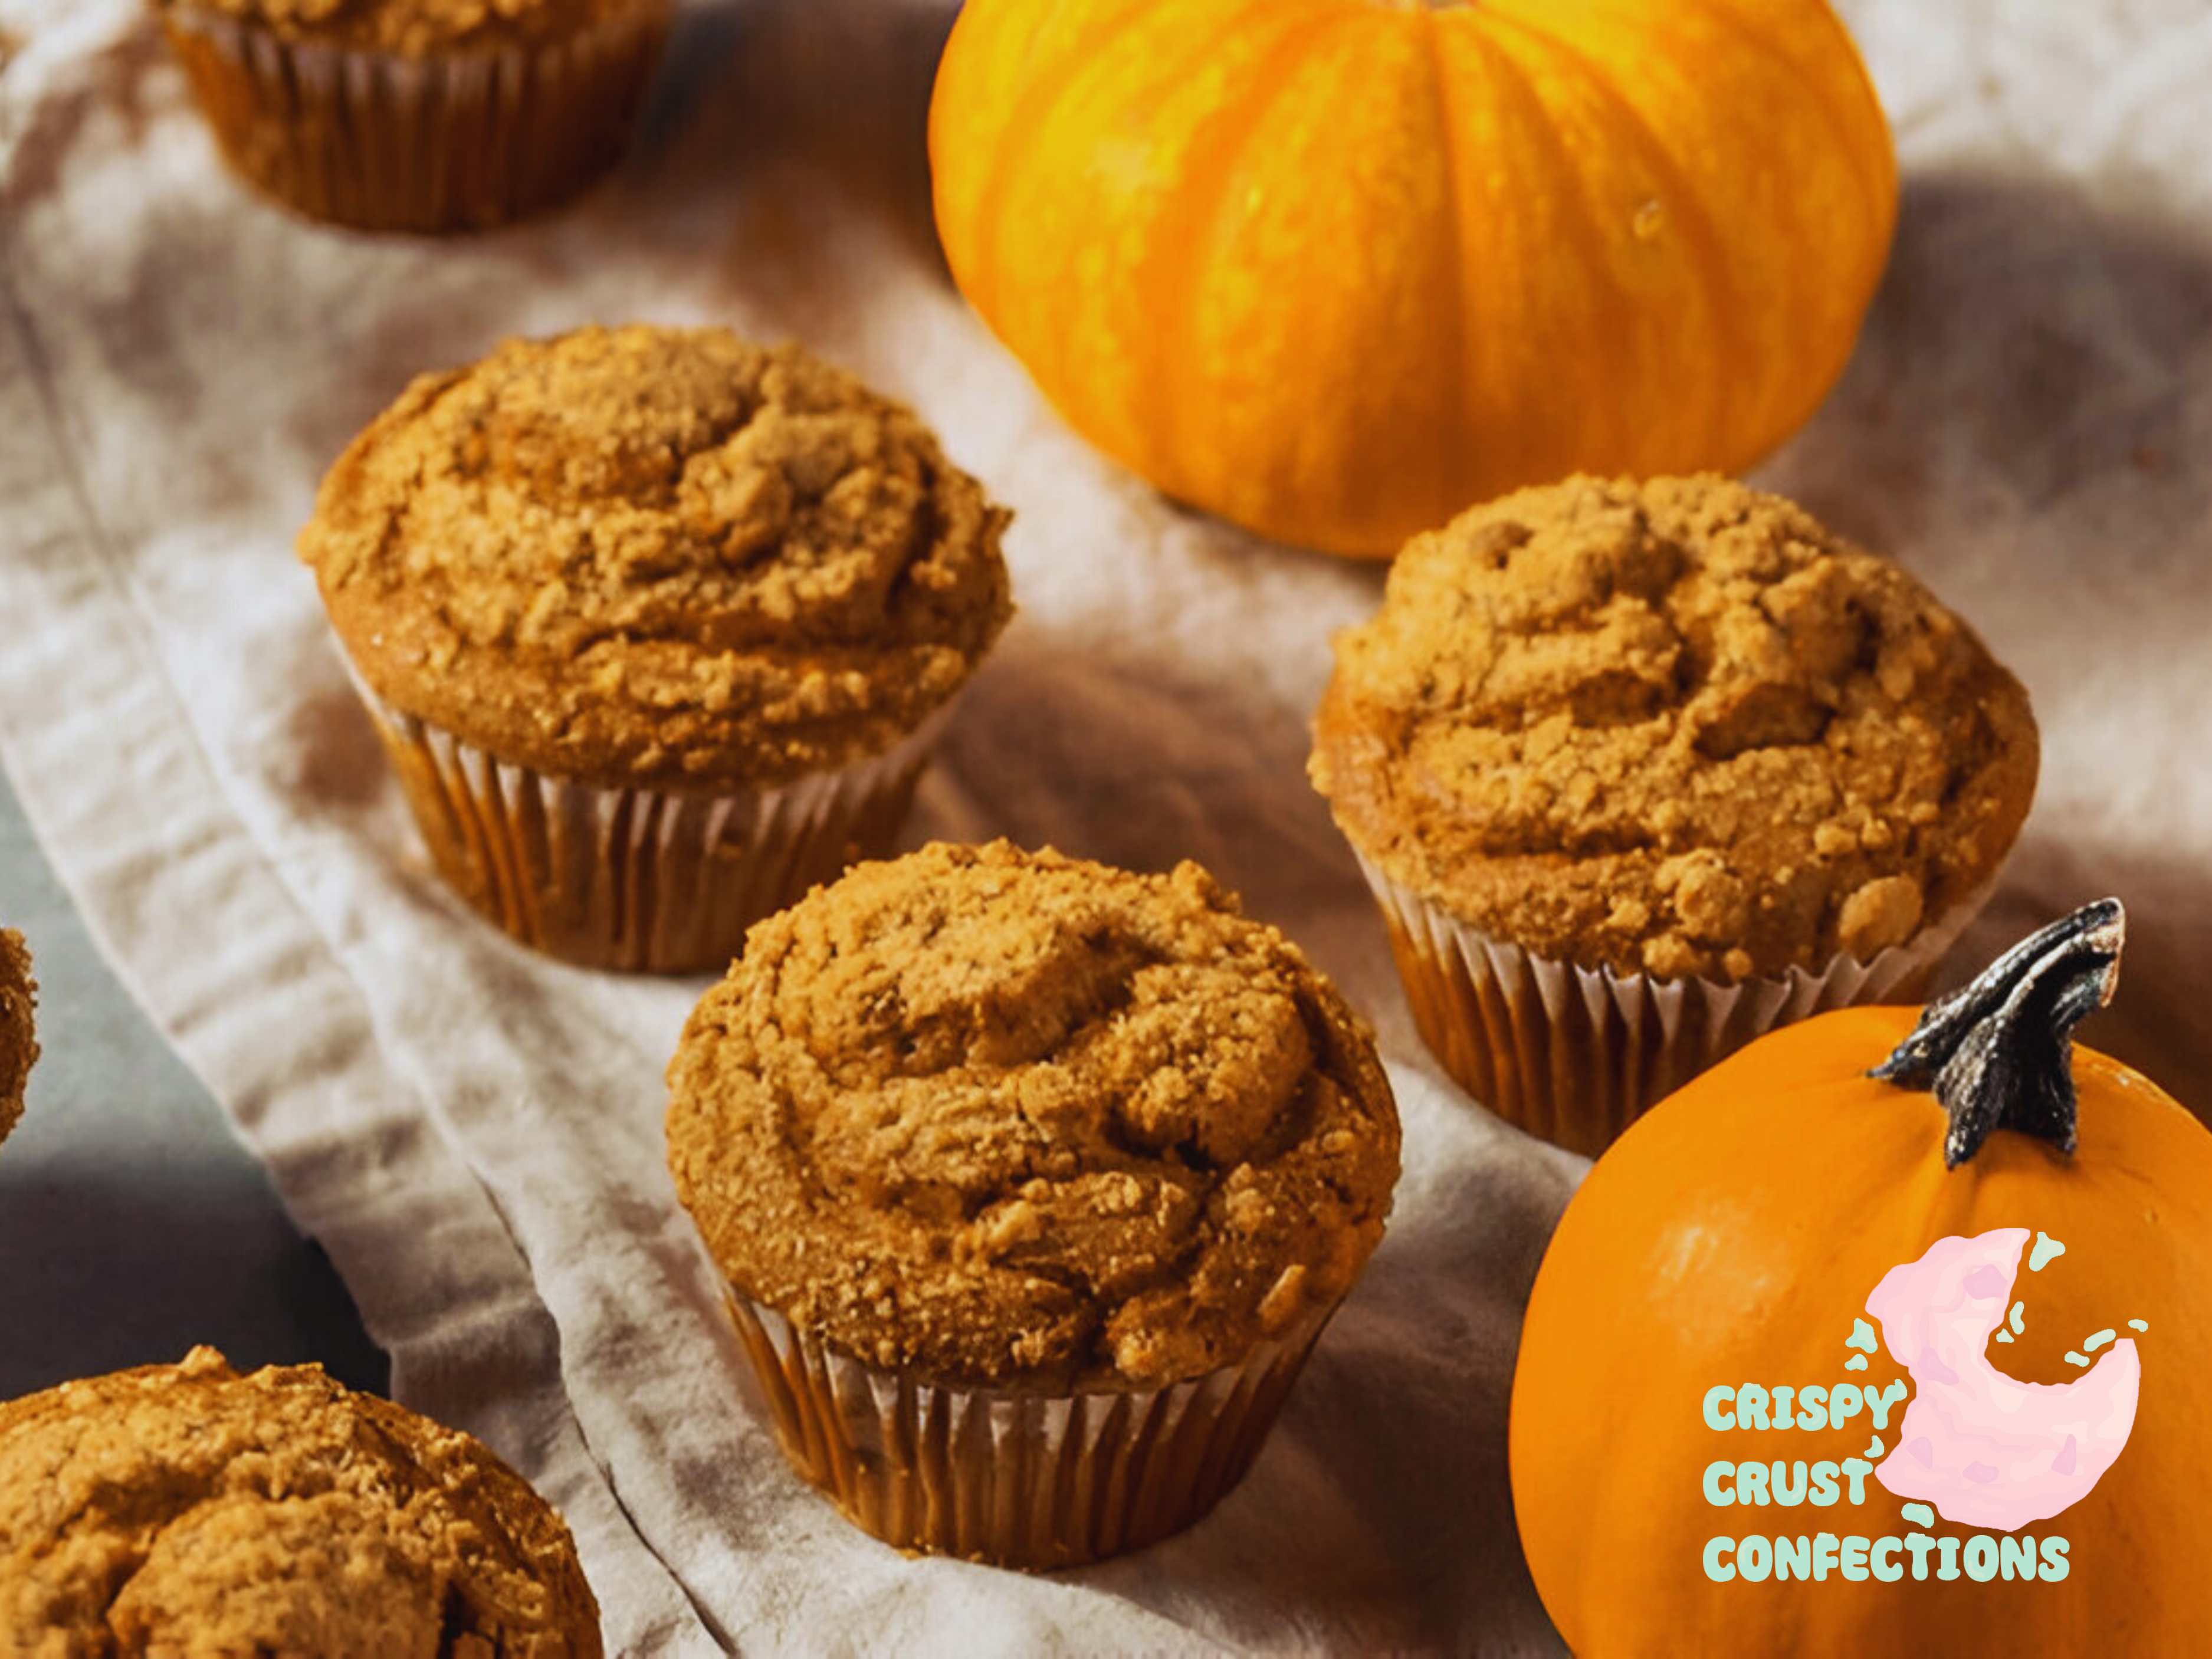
top-left (1738, 1384), bottom-right (1771, 1430)
top-left (1704, 1385), bottom-right (1737, 1430)
top-left (1867, 1379), bottom-right (1908, 1429)
top-left (1737, 1462), bottom-right (1771, 1506)
top-left (1771, 1461), bottom-right (1808, 1505)
top-left (1814, 1533), bottom-right (1841, 1581)
top-left (1809, 1462), bottom-right (1840, 1506)
top-left (1737, 1535), bottom-right (1773, 1582)
top-left (1840, 1457), bottom-right (1872, 1504)
top-left (1774, 1536), bottom-right (1812, 1581)
top-left (1796, 1385), bottom-right (1827, 1430)
top-left (1702, 1537), bottom-right (1735, 1582)
top-left (1841, 1536), bottom-right (1871, 1582)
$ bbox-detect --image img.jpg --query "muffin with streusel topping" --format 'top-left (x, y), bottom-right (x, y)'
top-left (1311, 474), bottom-right (2037, 1155)
top-left (157, 0), bottom-right (674, 232)
top-left (301, 324), bottom-right (1013, 971)
top-left (0, 928), bottom-right (34, 1151)
top-left (665, 840), bottom-right (1401, 1568)
top-left (0, 1347), bottom-right (600, 1655)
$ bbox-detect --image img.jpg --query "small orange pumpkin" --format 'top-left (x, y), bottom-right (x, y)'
top-left (1511, 902), bottom-right (2212, 1652)
top-left (930, 0), bottom-right (1897, 557)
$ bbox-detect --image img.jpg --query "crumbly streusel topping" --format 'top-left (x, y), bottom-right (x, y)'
top-left (1312, 475), bottom-right (2039, 980)
top-left (666, 842), bottom-right (1401, 1389)
top-left (0, 1349), bottom-right (600, 1657)
top-left (301, 325), bottom-right (1012, 787)
top-left (162, 0), bottom-right (651, 55)
top-left (0, 929), bottom-right (32, 1149)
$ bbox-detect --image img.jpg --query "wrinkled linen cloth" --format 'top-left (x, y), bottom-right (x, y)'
top-left (2, 1), bottom-right (2209, 1651)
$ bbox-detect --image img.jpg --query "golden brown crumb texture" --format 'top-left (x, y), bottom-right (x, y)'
top-left (160, 0), bottom-right (650, 55)
top-left (0, 929), bottom-right (32, 1148)
top-left (0, 1349), bottom-right (602, 1657)
top-left (1312, 476), bottom-right (2039, 980)
top-left (666, 842), bottom-right (1401, 1389)
top-left (301, 324), bottom-right (1012, 789)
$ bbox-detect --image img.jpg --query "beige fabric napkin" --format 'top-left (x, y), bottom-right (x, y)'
top-left (2, 1), bottom-right (2208, 1651)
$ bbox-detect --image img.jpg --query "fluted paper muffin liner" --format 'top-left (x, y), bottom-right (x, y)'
top-left (353, 676), bottom-right (951, 974)
top-left (725, 1294), bottom-right (1337, 1569)
top-left (1356, 852), bottom-right (1997, 1158)
top-left (160, 2), bottom-right (672, 232)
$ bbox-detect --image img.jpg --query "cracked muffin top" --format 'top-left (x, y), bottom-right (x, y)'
top-left (1311, 475), bottom-right (2038, 981)
top-left (665, 841), bottom-right (1401, 1390)
top-left (159, 0), bottom-right (661, 55)
top-left (300, 324), bottom-right (1012, 789)
top-left (0, 929), bottom-right (32, 1149)
top-left (0, 1348), bottom-right (600, 1657)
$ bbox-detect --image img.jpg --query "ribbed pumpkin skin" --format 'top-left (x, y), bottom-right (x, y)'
top-left (1509, 1008), bottom-right (2212, 1655)
top-left (930, 0), bottom-right (1897, 557)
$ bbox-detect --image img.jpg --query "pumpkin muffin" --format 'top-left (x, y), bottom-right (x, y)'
top-left (156, 0), bottom-right (674, 232)
top-left (1312, 474), bottom-right (2037, 1155)
top-left (301, 324), bottom-right (1013, 971)
top-left (0, 928), bottom-right (33, 1150)
top-left (665, 840), bottom-right (1400, 1567)
top-left (0, 1347), bottom-right (600, 1655)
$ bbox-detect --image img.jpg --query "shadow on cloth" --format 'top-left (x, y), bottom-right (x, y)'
top-left (913, 623), bottom-right (1409, 1044)
top-left (1062, 1090), bottom-right (1577, 1653)
top-left (0, 1160), bottom-right (388, 1400)
top-left (632, 0), bottom-right (960, 280)
top-left (283, 657), bottom-right (391, 814)
top-left (904, 626), bottom-right (1579, 1645)
top-left (1729, 167), bottom-right (2210, 559)
top-left (1765, 167), bottom-right (2212, 1109)
top-left (1951, 837), bottom-right (2212, 1122)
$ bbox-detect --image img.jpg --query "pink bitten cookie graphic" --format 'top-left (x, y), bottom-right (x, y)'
top-left (1868, 1228), bottom-right (2140, 1530)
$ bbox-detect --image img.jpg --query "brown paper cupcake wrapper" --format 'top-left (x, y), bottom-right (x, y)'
top-left (726, 1295), bottom-right (1337, 1570)
top-left (160, 3), bottom-right (672, 232)
top-left (1357, 853), bottom-right (1998, 1158)
top-left (353, 678), bottom-right (951, 973)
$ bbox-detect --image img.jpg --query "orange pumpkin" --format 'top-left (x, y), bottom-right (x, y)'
top-left (930, 0), bottom-right (1897, 557)
top-left (1511, 902), bottom-right (2212, 1652)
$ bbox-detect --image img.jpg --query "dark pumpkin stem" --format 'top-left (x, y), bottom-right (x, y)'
top-left (1869, 899), bottom-right (2125, 1168)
